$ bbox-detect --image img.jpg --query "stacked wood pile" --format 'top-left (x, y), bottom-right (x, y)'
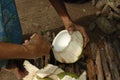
top-left (86, 36), bottom-right (120, 80)
top-left (90, 0), bottom-right (120, 35)
top-left (92, 0), bottom-right (120, 18)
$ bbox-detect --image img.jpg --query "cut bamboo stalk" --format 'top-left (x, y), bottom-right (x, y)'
top-left (112, 39), bottom-right (120, 64)
top-left (100, 47), bottom-right (112, 80)
top-left (74, 62), bottom-right (81, 75)
top-left (107, 2), bottom-right (120, 14)
top-left (90, 42), bottom-right (97, 60)
top-left (45, 55), bottom-right (50, 66)
top-left (87, 59), bottom-right (96, 80)
top-left (104, 40), bottom-right (120, 80)
top-left (96, 49), bottom-right (104, 80)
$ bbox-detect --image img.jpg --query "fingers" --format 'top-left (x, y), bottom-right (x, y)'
top-left (66, 24), bottom-right (89, 47)
top-left (67, 26), bottom-right (75, 35)
top-left (83, 33), bottom-right (89, 47)
top-left (79, 28), bottom-right (89, 47)
top-left (23, 40), bottom-right (29, 45)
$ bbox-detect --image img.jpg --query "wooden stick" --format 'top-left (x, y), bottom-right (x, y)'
top-left (104, 40), bottom-right (120, 80)
top-left (86, 43), bottom-right (96, 80)
top-left (90, 42), bottom-right (97, 60)
top-left (87, 59), bottom-right (96, 80)
top-left (107, 2), bottom-right (120, 14)
top-left (112, 39), bottom-right (120, 63)
top-left (100, 47), bottom-right (112, 80)
top-left (96, 49), bottom-right (104, 80)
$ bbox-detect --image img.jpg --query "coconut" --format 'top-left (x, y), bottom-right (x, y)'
top-left (36, 64), bottom-right (58, 78)
top-left (49, 68), bottom-right (64, 80)
top-left (23, 60), bottom-right (82, 80)
top-left (52, 30), bottom-right (84, 63)
top-left (78, 71), bottom-right (87, 80)
top-left (57, 72), bottom-right (79, 80)
top-left (23, 60), bottom-right (39, 73)
top-left (37, 77), bottom-right (52, 80)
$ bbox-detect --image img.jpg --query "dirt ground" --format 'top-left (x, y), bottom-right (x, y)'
top-left (15, 0), bottom-right (97, 35)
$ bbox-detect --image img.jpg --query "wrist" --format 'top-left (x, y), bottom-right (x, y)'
top-left (61, 16), bottom-right (73, 28)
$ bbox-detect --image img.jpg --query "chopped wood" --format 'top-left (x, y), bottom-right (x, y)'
top-left (104, 40), bottom-right (120, 80)
top-left (100, 47), bottom-right (112, 80)
top-left (101, 4), bottom-right (111, 15)
top-left (90, 42), bottom-right (97, 60)
top-left (45, 55), bottom-right (50, 66)
top-left (108, 11), bottom-right (120, 19)
top-left (112, 39), bottom-right (120, 63)
top-left (87, 59), bottom-right (96, 80)
top-left (107, 2), bottom-right (120, 14)
top-left (95, 0), bottom-right (106, 9)
top-left (96, 49), bottom-right (104, 80)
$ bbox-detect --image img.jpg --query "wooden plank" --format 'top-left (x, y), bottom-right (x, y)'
top-left (87, 59), bottom-right (96, 80)
top-left (86, 43), bottom-right (96, 80)
top-left (112, 39), bottom-right (120, 63)
top-left (96, 49), bottom-right (104, 80)
top-left (104, 40), bottom-right (120, 80)
top-left (112, 39), bottom-right (120, 73)
top-left (97, 39), bottom-right (112, 80)
top-left (90, 42), bottom-right (97, 60)
top-left (100, 47), bottom-right (112, 80)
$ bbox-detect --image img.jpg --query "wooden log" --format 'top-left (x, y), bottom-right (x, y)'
top-left (86, 43), bottom-right (96, 80)
top-left (90, 42), bottom-right (97, 60)
top-left (100, 47), bottom-right (112, 80)
top-left (104, 40), bottom-right (120, 80)
top-left (95, 0), bottom-right (106, 10)
top-left (96, 49), bottom-right (104, 80)
top-left (112, 39), bottom-right (120, 63)
top-left (45, 55), bottom-right (50, 66)
top-left (87, 59), bottom-right (96, 80)
top-left (107, 2), bottom-right (120, 14)
top-left (96, 37), bottom-right (112, 80)
top-left (111, 39), bottom-right (120, 74)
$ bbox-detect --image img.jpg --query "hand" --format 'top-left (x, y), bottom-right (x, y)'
top-left (65, 23), bottom-right (89, 47)
top-left (23, 33), bottom-right (51, 59)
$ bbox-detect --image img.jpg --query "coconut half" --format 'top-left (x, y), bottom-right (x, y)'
top-left (57, 72), bottom-right (79, 80)
top-left (52, 30), bottom-right (84, 63)
top-left (23, 60), bottom-right (60, 80)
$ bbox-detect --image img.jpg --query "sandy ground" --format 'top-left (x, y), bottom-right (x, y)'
top-left (15, 0), bottom-right (97, 35)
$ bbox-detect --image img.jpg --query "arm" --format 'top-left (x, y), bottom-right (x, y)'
top-left (49, 0), bottom-right (89, 47)
top-left (49, 0), bottom-right (72, 28)
top-left (0, 42), bottom-right (29, 59)
top-left (0, 33), bottom-right (51, 59)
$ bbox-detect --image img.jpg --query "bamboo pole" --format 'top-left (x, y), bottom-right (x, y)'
top-left (104, 39), bottom-right (120, 80)
top-left (96, 49), bottom-right (104, 80)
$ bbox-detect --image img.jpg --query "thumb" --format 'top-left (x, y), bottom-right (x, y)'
top-left (67, 27), bottom-right (74, 35)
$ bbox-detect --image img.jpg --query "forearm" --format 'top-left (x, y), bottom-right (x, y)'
top-left (0, 42), bottom-right (30, 59)
top-left (49, 0), bottom-right (73, 25)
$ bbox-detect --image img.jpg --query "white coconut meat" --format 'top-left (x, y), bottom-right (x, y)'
top-left (36, 64), bottom-right (58, 78)
top-left (61, 75), bottom-right (78, 80)
top-left (49, 68), bottom-right (64, 80)
top-left (23, 60), bottom-right (39, 73)
top-left (52, 30), bottom-right (83, 63)
top-left (23, 60), bottom-right (39, 80)
top-left (78, 71), bottom-right (87, 80)
top-left (23, 60), bottom-right (81, 80)
top-left (23, 60), bottom-right (59, 80)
